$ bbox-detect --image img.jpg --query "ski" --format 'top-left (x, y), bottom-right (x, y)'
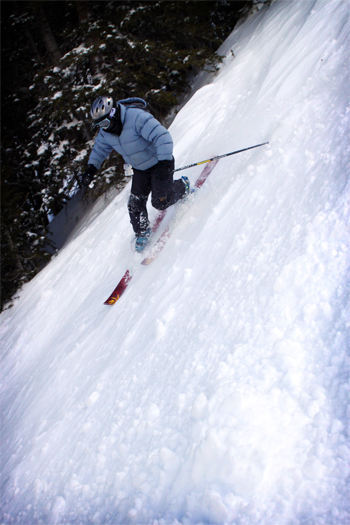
top-left (141, 158), bottom-right (219, 265)
top-left (103, 209), bottom-right (166, 305)
top-left (104, 269), bottom-right (133, 305)
top-left (104, 158), bottom-right (219, 305)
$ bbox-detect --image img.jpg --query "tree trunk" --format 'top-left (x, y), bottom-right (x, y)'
top-left (74, 1), bottom-right (101, 75)
top-left (25, 28), bottom-right (43, 63)
top-left (75, 0), bottom-right (92, 23)
top-left (37, 7), bottom-right (62, 64)
top-left (4, 226), bottom-right (25, 275)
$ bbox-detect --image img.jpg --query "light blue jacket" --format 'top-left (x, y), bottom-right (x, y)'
top-left (88, 98), bottom-right (173, 171)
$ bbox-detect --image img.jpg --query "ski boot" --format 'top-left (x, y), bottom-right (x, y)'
top-left (135, 227), bottom-right (152, 253)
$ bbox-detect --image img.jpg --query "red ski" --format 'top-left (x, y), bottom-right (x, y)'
top-left (141, 158), bottom-right (219, 265)
top-left (104, 158), bottom-right (219, 305)
top-left (104, 209), bottom-right (166, 305)
top-left (104, 269), bottom-right (133, 305)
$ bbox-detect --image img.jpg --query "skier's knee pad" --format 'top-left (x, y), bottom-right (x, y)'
top-left (152, 195), bottom-right (169, 210)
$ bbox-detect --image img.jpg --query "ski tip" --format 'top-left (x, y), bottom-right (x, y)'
top-left (104, 295), bottom-right (120, 305)
top-left (141, 258), bottom-right (153, 266)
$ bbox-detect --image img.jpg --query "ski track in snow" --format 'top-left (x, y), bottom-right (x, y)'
top-left (1, 1), bottom-right (349, 524)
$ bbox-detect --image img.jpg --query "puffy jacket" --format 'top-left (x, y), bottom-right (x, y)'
top-left (88, 98), bottom-right (173, 171)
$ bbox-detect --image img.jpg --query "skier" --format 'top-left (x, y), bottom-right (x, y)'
top-left (80, 95), bottom-right (190, 252)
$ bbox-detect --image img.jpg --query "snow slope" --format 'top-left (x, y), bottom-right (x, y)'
top-left (1, 1), bottom-right (349, 524)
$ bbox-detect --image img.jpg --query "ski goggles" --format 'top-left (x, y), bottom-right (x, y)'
top-left (92, 117), bottom-right (111, 130)
top-left (91, 107), bottom-right (116, 130)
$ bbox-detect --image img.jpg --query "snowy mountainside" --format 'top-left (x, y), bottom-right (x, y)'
top-left (1, 1), bottom-right (349, 524)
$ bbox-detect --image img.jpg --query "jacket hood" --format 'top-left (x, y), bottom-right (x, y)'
top-left (118, 98), bottom-right (147, 124)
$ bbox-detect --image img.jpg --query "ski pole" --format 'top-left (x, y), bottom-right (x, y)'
top-left (174, 141), bottom-right (269, 172)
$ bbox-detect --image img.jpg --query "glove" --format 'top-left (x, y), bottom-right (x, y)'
top-left (80, 165), bottom-right (97, 187)
top-left (152, 158), bottom-right (174, 180)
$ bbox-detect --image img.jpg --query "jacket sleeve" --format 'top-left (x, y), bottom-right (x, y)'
top-left (88, 131), bottom-right (114, 170)
top-left (135, 112), bottom-right (173, 161)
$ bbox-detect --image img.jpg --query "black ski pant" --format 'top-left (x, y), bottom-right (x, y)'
top-left (128, 159), bottom-right (186, 235)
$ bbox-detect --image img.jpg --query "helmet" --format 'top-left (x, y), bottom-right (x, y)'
top-left (90, 95), bottom-right (116, 123)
